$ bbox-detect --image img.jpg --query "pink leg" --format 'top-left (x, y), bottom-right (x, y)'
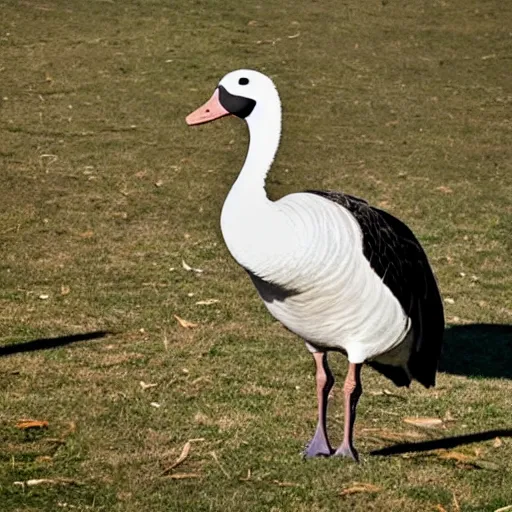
top-left (303, 352), bottom-right (334, 458)
top-left (334, 362), bottom-right (362, 462)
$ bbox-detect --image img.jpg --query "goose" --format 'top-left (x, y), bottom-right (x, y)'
top-left (185, 69), bottom-right (444, 461)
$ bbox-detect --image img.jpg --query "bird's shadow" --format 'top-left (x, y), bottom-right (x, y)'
top-left (0, 331), bottom-right (112, 357)
top-left (373, 323), bottom-right (511, 457)
top-left (370, 428), bottom-right (512, 456)
top-left (439, 323), bottom-right (512, 379)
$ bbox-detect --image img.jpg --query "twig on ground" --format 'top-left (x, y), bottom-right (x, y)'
top-left (161, 441), bottom-right (191, 476)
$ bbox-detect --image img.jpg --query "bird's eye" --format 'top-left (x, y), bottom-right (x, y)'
top-left (238, 77), bottom-right (249, 85)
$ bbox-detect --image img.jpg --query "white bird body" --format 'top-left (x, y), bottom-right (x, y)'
top-left (222, 191), bottom-right (410, 364)
top-left (186, 68), bottom-right (444, 460)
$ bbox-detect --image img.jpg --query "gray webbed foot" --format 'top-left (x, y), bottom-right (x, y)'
top-left (333, 443), bottom-right (359, 462)
top-left (302, 429), bottom-right (333, 458)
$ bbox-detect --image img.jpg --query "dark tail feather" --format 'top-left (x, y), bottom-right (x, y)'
top-left (408, 273), bottom-right (445, 388)
top-left (408, 329), bottom-right (442, 388)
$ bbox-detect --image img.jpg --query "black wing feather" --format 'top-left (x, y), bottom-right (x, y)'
top-left (306, 190), bottom-right (444, 388)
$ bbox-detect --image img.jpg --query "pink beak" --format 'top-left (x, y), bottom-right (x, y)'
top-left (186, 89), bottom-right (230, 126)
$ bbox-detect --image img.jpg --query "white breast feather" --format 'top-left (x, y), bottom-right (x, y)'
top-left (222, 192), bottom-right (409, 364)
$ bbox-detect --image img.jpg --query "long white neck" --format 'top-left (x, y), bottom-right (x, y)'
top-left (220, 91), bottom-right (287, 273)
top-left (227, 97), bottom-right (282, 202)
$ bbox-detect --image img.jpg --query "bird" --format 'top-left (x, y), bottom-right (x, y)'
top-left (185, 69), bottom-right (444, 461)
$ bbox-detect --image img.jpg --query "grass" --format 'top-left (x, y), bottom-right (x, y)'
top-left (1, 0), bottom-right (511, 510)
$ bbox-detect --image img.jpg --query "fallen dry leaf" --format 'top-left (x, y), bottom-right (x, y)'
top-left (434, 505), bottom-right (448, 512)
top-left (436, 185), bottom-right (454, 194)
top-left (64, 421), bottom-right (76, 435)
top-left (139, 381), bottom-right (158, 390)
top-left (181, 259), bottom-right (203, 273)
top-left (493, 437), bottom-right (503, 448)
top-left (191, 376), bottom-right (212, 386)
top-left (256, 38), bottom-right (282, 45)
top-left (161, 441), bottom-right (192, 476)
top-left (437, 451), bottom-right (499, 470)
top-left (16, 420), bottom-right (49, 430)
top-left (403, 417), bottom-right (444, 428)
top-left (438, 451), bottom-right (474, 463)
top-left (165, 473), bottom-right (201, 479)
top-left (443, 410), bottom-right (456, 422)
top-left (453, 493), bottom-right (461, 512)
top-left (174, 315), bottom-right (198, 329)
top-left (14, 478), bottom-right (82, 487)
top-left (272, 480), bottom-right (301, 487)
top-left (340, 482), bottom-right (382, 496)
top-left (239, 469), bottom-right (252, 481)
top-left (494, 506), bottom-right (512, 512)
top-left (195, 299), bottom-right (219, 306)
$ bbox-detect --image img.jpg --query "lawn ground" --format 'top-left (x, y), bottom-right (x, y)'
top-left (1, 1), bottom-right (511, 511)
